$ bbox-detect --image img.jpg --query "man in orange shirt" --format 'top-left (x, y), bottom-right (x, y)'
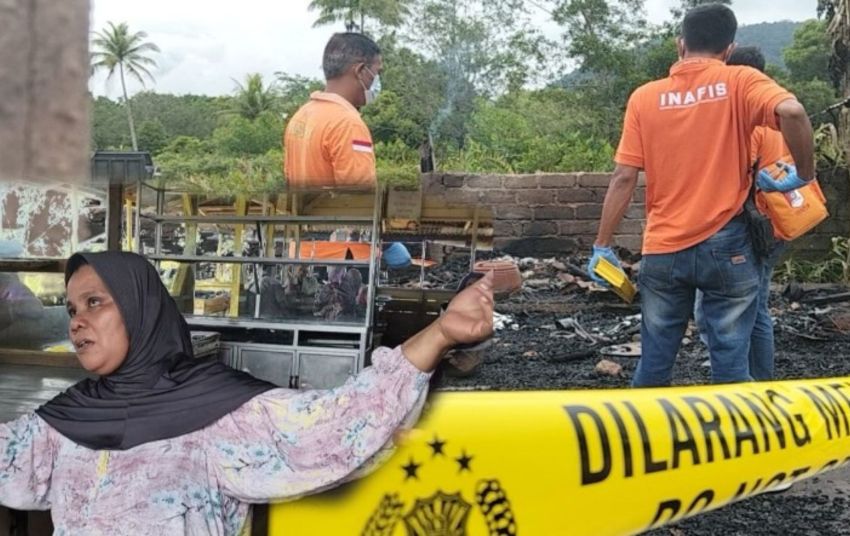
top-left (588, 4), bottom-right (815, 386)
top-left (695, 46), bottom-right (796, 382)
top-left (284, 32), bottom-right (382, 188)
top-left (281, 31), bottom-right (411, 303)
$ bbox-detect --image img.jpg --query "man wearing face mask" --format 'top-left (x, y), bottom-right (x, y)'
top-left (588, 4), bottom-right (814, 387)
top-left (283, 31), bottom-right (411, 300)
top-left (284, 32), bottom-right (382, 188)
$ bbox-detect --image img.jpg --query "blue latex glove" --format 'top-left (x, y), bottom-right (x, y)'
top-left (756, 162), bottom-right (810, 193)
top-left (587, 245), bottom-right (621, 285)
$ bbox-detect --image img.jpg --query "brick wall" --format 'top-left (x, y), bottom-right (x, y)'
top-left (785, 167), bottom-right (850, 260)
top-left (423, 169), bottom-right (848, 259)
top-left (422, 172), bottom-right (646, 257)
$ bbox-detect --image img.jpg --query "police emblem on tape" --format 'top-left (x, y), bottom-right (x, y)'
top-left (362, 436), bottom-right (517, 535)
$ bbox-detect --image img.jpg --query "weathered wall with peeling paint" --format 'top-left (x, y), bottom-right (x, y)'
top-left (0, 0), bottom-right (90, 184)
top-left (0, 181), bottom-right (106, 258)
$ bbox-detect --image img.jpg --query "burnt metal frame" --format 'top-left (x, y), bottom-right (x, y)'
top-left (134, 181), bottom-right (384, 384)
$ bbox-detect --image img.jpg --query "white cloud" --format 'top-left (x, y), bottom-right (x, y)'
top-left (90, 0), bottom-right (820, 98)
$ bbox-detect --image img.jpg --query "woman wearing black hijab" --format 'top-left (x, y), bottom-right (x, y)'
top-left (0, 251), bottom-right (494, 534)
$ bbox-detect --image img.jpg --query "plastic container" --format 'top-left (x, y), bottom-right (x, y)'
top-left (593, 258), bottom-right (636, 303)
top-left (473, 260), bottom-right (522, 297)
top-left (383, 242), bottom-right (412, 269)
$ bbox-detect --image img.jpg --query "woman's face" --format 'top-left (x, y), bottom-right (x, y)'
top-left (66, 264), bottom-right (130, 375)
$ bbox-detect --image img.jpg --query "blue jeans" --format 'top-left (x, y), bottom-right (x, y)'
top-left (695, 240), bottom-right (786, 380)
top-left (633, 216), bottom-right (760, 387)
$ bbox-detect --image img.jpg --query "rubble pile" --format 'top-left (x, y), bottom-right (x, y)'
top-left (420, 251), bottom-right (850, 534)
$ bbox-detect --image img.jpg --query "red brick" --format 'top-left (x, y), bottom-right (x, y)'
top-left (617, 219), bottom-right (645, 234)
top-left (502, 237), bottom-right (580, 256)
top-left (574, 234), bottom-right (597, 247)
top-left (522, 221), bottom-right (558, 236)
top-left (465, 175), bottom-right (503, 189)
top-left (494, 220), bottom-right (521, 237)
top-left (558, 188), bottom-right (598, 203)
top-left (504, 175), bottom-right (539, 189)
top-left (534, 206), bottom-right (572, 219)
top-left (494, 206), bottom-right (533, 220)
top-left (538, 174), bottom-right (577, 188)
top-left (558, 220), bottom-right (598, 235)
top-left (516, 190), bottom-right (557, 206)
top-left (492, 237), bottom-right (515, 251)
top-left (421, 175), bottom-right (446, 195)
top-left (625, 204), bottom-right (646, 220)
top-left (453, 189), bottom-right (481, 204)
top-left (443, 174), bottom-right (465, 187)
top-left (577, 172), bottom-right (613, 188)
top-left (613, 234), bottom-right (643, 253)
top-left (575, 204), bottom-right (603, 220)
top-left (481, 190), bottom-right (517, 204)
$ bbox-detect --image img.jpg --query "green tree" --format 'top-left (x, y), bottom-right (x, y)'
top-left (737, 22), bottom-right (801, 69)
top-left (551, 0), bottom-right (660, 143)
top-left (412, 0), bottom-right (547, 94)
top-left (309, 0), bottom-right (412, 33)
top-left (403, 0), bottom-right (549, 149)
top-left (463, 90), bottom-right (614, 172)
top-left (366, 37), bottom-right (454, 147)
top-left (224, 74), bottom-right (279, 120)
top-left (784, 20), bottom-right (831, 83)
top-left (669, 0), bottom-right (731, 21)
top-left (91, 93), bottom-right (224, 150)
top-left (91, 22), bottom-right (160, 151)
top-left (274, 73), bottom-right (324, 119)
top-left (137, 119), bottom-right (169, 154)
top-left (213, 112), bottom-right (284, 156)
top-left (788, 79), bottom-right (839, 124)
top-left (91, 96), bottom-right (131, 149)
top-left (131, 92), bottom-right (224, 140)
top-left (361, 89), bottom-right (422, 146)
top-left (820, 0), bottom-right (850, 161)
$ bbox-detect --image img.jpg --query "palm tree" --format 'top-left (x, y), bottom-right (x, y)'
top-left (309, 0), bottom-right (411, 33)
top-left (225, 74), bottom-right (279, 121)
top-left (91, 22), bottom-right (160, 151)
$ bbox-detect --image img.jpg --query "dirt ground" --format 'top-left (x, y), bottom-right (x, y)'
top-left (421, 252), bottom-right (850, 535)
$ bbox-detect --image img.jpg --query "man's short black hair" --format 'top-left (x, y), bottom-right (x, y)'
top-left (322, 33), bottom-right (381, 80)
top-left (682, 4), bottom-right (737, 54)
top-left (727, 46), bottom-right (766, 73)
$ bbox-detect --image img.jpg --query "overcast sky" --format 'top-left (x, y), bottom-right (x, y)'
top-left (90, 0), bottom-right (820, 98)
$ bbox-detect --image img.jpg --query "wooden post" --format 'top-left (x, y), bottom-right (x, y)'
top-left (106, 184), bottom-right (124, 251)
top-left (0, 0), bottom-right (90, 184)
top-left (228, 195), bottom-right (248, 318)
top-left (171, 194), bottom-right (198, 312)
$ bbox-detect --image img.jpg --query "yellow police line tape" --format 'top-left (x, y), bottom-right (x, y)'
top-left (270, 377), bottom-right (850, 535)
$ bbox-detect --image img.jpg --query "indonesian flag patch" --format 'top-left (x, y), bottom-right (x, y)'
top-left (352, 140), bottom-right (374, 153)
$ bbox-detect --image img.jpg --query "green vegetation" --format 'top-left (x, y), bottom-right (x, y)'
top-left (91, 22), bottom-right (161, 151)
top-left (775, 237), bottom-right (850, 284)
top-left (91, 3), bottom-right (834, 193)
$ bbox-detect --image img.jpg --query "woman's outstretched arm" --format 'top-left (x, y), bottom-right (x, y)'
top-left (207, 272), bottom-right (494, 502)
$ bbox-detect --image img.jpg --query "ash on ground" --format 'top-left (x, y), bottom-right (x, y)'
top-left (404, 251), bottom-right (850, 536)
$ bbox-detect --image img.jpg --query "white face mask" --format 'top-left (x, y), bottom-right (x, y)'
top-left (359, 66), bottom-right (382, 105)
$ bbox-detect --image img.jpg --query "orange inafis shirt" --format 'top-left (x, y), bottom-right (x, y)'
top-left (615, 59), bottom-right (795, 254)
top-left (283, 91), bottom-right (377, 188)
top-left (751, 125), bottom-right (792, 170)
